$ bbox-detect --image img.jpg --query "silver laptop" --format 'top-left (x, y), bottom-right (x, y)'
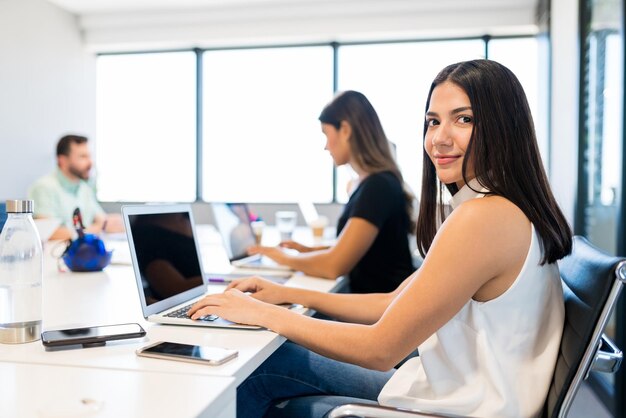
top-left (122, 204), bottom-right (261, 329)
top-left (211, 202), bottom-right (293, 272)
top-left (298, 201), bottom-right (319, 225)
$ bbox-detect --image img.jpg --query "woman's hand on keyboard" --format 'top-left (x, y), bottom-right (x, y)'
top-left (188, 288), bottom-right (275, 327)
top-left (226, 276), bottom-right (291, 306)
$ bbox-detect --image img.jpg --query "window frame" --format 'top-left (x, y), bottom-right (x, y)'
top-left (96, 34), bottom-right (540, 203)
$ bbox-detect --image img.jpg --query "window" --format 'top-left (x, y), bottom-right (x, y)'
top-left (577, 0), bottom-right (624, 409)
top-left (337, 40), bottom-right (485, 202)
top-left (599, 34), bottom-right (623, 206)
top-left (96, 52), bottom-right (196, 202)
top-left (202, 47), bottom-right (334, 203)
top-left (488, 38), bottom-right (543, 156)
top-left (95, 37), bottom-right (541, 203)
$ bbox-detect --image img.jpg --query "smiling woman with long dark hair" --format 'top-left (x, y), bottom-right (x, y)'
top-left (189, 60), bottom-right (572, 418)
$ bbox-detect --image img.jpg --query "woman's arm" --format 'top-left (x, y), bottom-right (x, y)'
top-left (284, 275), bottom-right (414, 323)
top-left (278, 240), bottom-right (330, 253)
top-left (224, 274), bottom-right (414, 324)
top-left (191, 197), bottom-right (530, 370)
top-left (249, 217), bottom-right (378, 279)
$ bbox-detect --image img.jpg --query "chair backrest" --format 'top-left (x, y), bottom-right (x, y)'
top-left (545, 236), bottom-right (625, 418)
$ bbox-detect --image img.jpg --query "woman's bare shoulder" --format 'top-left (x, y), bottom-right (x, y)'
top-left (414, 195), bottom-right (532, 312)
top-left (451, 195), bottom-right (528, 227)
top-left (440, 195), bottom-right (531, 262)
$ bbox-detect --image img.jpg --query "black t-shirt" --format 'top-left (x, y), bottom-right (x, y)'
top-left (336, 171), bottom-right (414, 293)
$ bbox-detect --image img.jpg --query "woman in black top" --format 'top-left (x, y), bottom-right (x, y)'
top-left (249, 91), bottom-right (415, 293)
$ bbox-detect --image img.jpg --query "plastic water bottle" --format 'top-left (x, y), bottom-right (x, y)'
top-left (0, 200), bottom-right (42, 343)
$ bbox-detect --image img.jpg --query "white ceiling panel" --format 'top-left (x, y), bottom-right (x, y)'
top-left (46, 0), bottom-right (538, 16)
top-left (43, 0), bottom-right (540, 52)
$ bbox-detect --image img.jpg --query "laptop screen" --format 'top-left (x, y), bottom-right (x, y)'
top-left (211, 203), bottom-right (256, 261)
top-left (127, 211), bottom-right (204, 307)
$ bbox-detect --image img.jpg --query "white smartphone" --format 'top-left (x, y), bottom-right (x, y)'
top-left (136, 341), bottom-right (238, 366)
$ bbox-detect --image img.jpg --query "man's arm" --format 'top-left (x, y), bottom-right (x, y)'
top-left (29, 180), bottom-right (73, 240)
top-left (48, 226), bottom-right (74, 241)
top-left (29, 181), bottom-right (61, 221)
top-left (85, 183), bottom-right (124, 233)
top-left (87, 213), bottom-right (124, 234)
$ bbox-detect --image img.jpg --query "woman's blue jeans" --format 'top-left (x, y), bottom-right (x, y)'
top-left (236, 341), bottom-right (395, 418)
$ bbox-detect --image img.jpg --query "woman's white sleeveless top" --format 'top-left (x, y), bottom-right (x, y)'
top-left (378, 181), bottom-right (565, 418)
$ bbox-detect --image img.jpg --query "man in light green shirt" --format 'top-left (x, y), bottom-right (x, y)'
top-left (28, 135), bottom-right (123, 240)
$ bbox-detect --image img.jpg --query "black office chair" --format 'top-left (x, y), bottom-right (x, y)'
top-left (327, 236), bottom-right (626, 418)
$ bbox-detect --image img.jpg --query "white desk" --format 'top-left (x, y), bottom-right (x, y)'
top-left (0, 225), bottom-right (342, 417)
top-left (0, 362), bottom-right (236, 418)
top-left (0, 257), bottom-right (341, 386)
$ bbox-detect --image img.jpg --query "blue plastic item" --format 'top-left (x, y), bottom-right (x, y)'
top-left (62, 233), bottom-right (112, 272)
top-left (0, 203), bottom-right (6, 233)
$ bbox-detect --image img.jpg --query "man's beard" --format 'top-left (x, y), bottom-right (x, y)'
top-left (69, 165), bottom-right (90, 181)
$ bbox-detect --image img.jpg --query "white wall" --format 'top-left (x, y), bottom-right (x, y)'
top-left (0, 0), bottom-right (96, 200)
top-left (549, 0), bottom-right (580, 225)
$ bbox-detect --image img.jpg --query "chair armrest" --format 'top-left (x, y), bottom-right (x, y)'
top-left (592, 333), bottom-right (623, 373)
top-left (328, 403), bottom-right (465, 418)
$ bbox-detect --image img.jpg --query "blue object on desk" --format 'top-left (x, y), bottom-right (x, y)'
top-left (62, 233), bottom-right (113, 272)
top-left (0, 203), bottom-right (6, 233)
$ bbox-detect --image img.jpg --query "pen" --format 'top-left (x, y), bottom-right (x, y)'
top-left (208, 277), bottom-right (232, 284)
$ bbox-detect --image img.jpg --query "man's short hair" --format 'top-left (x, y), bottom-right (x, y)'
top-left (57, 135), bottom-right (88, 157)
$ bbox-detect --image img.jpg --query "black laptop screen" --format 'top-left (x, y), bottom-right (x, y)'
top-left (128, 212), bottom-right (202, 306)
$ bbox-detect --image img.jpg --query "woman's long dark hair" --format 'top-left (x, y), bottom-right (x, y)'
top-left (319, 90), bottom-right (415, 232)
top-left (415, 60), bottom-right (571, 264)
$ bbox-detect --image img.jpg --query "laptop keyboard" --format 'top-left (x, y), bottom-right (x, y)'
top-left (165, 303), bottom-right (218, 322)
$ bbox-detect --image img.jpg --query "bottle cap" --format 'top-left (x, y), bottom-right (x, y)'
top-left (6, 199), bottom-right (34, 213)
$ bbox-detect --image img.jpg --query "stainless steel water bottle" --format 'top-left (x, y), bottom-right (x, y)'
top-left (0, 199), bottom-right (43, 343)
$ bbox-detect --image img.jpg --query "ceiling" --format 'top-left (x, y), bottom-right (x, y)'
top-left (44, 0), bottom-right (541, 52)
top-left (46, 0), bottom-right (538, 15)
top-left (46, 0), bottom-right (280, 14)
